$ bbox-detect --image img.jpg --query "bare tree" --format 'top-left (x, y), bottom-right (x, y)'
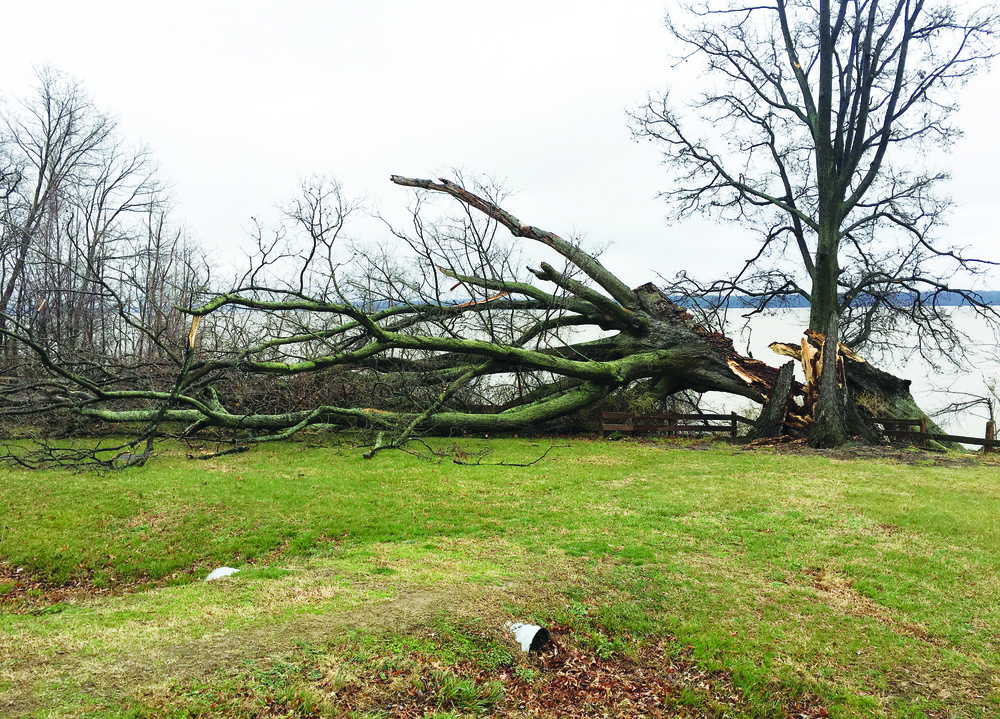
top-left (2, 68), bottom-right (112, 357)
top-left (0, 67), bottom-right (177, 364)
top-left (0, 69), bottom-right (216, 461)
top-left (631, 0), bottom-right (997, 445)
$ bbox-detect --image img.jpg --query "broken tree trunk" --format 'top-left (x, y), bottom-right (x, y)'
top-left (744, 360), bottom-right (798, 442)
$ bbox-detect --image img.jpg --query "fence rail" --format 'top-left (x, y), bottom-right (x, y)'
top-left (601, 412), bottom-right (755, 439)
top-left (601, 413), bottom-right (998, 451)
top-left (873, 417), bottom-right (999, 452)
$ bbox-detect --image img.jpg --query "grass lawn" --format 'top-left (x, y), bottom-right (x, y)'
top-left (1, 435), bottom-right (999, 717)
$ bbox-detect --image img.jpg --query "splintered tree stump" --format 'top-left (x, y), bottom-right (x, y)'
top-left (746, 361), bottom-right (799, 441)
top-left (761, 325), bottom-right (938, 446)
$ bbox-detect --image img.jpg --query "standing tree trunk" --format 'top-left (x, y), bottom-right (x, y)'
top-left (630, 1), bottom-right (999, 449)
top-left (809, 312), bottom-right (848, 447)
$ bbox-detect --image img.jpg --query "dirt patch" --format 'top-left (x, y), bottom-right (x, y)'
top-left (883, 667), bottom-right (999, 718)
top-left (804, 566), bottom-right (937, 644)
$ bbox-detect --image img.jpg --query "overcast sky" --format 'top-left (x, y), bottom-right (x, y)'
top-left (5, 1), bottom-right (998, 290)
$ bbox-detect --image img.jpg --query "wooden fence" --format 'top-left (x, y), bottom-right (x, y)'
top-left (873, 417), bottom-right (999, 452)
top-left (601, 412), bottom-right (756, 439)
top-left (601, 412), bottom-right (998, 451)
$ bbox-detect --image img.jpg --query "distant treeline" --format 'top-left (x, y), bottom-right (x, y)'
top-left (673, 291), bottom-right (1000, 310)
top-left (170, 291), bottom-right (1000, 316)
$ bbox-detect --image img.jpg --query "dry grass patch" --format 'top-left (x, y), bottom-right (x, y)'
top-left (569, 453), bottom-right (634, 467)
top-left (805, 566), bottom-right (936, 644)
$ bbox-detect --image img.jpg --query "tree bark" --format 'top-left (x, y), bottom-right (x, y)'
top-left (809, 312), bottom-right (848, 448)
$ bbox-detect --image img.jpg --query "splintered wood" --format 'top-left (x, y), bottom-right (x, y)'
top-left (761, 329), bottom-right (865, 436)
top-left (769, 330), bottom-right (859, 413)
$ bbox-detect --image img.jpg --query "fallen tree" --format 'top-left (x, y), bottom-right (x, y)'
top-left (1, 175), bottom-right (945, 456)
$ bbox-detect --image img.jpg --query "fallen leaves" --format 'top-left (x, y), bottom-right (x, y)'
top-left (328, 623), bottom-right (830, 718)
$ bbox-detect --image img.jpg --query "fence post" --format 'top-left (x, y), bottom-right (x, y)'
top-left (919, 417), bottom-right (927, 448)
top-left (987, 421), bottom-right (996, 454)
top-left (730, 411), bottom-right (738, 439)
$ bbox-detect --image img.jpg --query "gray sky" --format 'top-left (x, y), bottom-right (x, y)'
top-left (5, 0), bottom-right (997, 289)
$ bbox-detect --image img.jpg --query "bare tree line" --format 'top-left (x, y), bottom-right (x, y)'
top-left (0, 69), bottom-right (212, 433)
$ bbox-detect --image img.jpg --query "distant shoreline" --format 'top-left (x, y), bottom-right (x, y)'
top-left (674, 290), bottom-right (1000, 309)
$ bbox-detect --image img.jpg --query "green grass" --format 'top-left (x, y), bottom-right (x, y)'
top-left (1, 436), bottom-right (999, 717)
